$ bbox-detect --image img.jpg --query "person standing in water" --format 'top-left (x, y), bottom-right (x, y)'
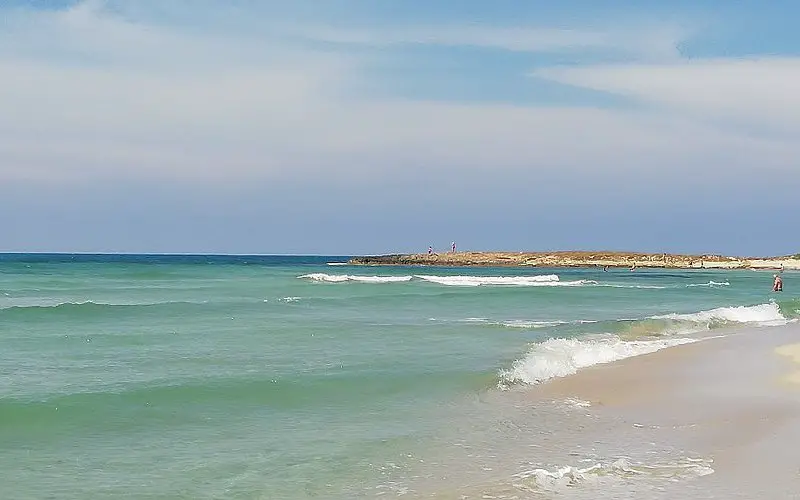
top-left (773, 274), bottom-right (783, 292)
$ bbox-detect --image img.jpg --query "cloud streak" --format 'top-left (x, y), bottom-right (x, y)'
top-left (0, 1), bottom-right (796, 191)
top-left (535, 58), bottom-right (800, 135)
top-left (281, 22), bottom-right (688, 60)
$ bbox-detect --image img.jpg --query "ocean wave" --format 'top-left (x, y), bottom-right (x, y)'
top-left (298, 273), bottom-right (413, 283)
top-left (0, 299), bottom-right (206, 311)
top-left (597, 283), bottom-right (668, 289)
top-left (686, 280), bottom-right (731, 288)
top-left (500, 302), bottom-right (793, 386)
top-left (483, 302), bottom-right (792, 336)
top-left (500, 320), bottom-right (573, 329)
top-left (299, 273), bottom-right (733, 289)
top-left (297, 273), bottom-right (594, 287)
top-left (454, 318), bottom-right (598, 329)
top-left (600, 280), bottom-right (730, 289)
top-left (326, 262), bottom-right (349, 266)
top-left (500, 336), bottom-right (697, 386)
top-left (511, 457), bottom-right (714, 493)
top-left (650, 302), bottom-right (787, 326)
top-left (416, 275), bottom-right (594, 287)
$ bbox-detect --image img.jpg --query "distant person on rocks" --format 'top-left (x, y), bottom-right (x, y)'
top-left (773, 274), bottom-right (783, 292)
top-left (451, 242), bottom-right (456, 253)
top-left (428, 246), bottom-right (433, 255)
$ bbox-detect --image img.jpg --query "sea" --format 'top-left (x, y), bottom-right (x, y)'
top-left (1, 254), bottom-right (797, 499)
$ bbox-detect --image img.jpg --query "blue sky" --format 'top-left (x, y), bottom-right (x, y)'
top-left (0, 0), bottom-right (798, 255)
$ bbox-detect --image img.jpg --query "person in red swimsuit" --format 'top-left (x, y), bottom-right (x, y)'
top-left (773, 274), bottom-right (783, 292)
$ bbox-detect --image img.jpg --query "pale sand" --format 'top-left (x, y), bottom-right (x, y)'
top-left (775, 343), bottom-right (800, 386)
top-left (531, 326), bottom-right (800, 498)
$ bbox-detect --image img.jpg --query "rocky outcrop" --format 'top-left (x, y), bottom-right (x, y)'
top-left (348, 251), bottom-right (800, 270)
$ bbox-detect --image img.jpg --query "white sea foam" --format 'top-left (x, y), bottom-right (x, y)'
top-left (298, 273), bottom-right (413, 283)
top-left (500, 319), bottom-right (598, 329)
top-left (326, 262), bottom-right (348, 266)
top-left (686, 280), bottom-right (731, 287)
top-left (512, 457), bottom-right (713, 493)
top-left (651, 302), bottom-right (787, 326)
top-left (598, 283), bottom-right (668, 289)
top-left (500, 336), bottom-right (697, 386)
top-left (561, 397), bottom-right (592, 408)
top-left (450, 318), bottom-right (598, 329)
top-left (501, 320), bottom-right (571, 328)
top-left (415, 274), bottom-right (594, 287)
top-left (0, 299), bottom-right (204, 310)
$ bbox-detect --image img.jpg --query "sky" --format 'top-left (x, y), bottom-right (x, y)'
top-left (0, 0), bottom-right (798, 255)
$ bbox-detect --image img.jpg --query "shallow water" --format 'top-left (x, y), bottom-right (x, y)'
top-left (0, 254), bottom-right (795, 498)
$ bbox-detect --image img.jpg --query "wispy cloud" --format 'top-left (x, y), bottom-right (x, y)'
top-left (535, 58), bottom-right (800, 134)
top-left (0, 0), bottom-right (796, 190)
top-left (281, 22), bottom-right (688, 60)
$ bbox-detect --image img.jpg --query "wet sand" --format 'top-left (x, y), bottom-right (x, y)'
top-left (533, 325), bottom-right (800, 498)
top-left (411, 325), bottom-right (800, 499)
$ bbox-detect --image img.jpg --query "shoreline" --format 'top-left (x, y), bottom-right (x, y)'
top-left (424, 324), bottom-right (800, 498)
top-left (349, 250), bottom-right (800, 270)
top-left (407, 324), bottom-right (800, 498)
top-left (525, 324), bottom-right (800, 498)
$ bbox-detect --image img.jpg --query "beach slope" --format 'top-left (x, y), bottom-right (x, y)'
top-left (533, 325), bottom-right (800, 498)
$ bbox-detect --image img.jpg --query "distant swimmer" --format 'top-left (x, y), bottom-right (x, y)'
top-left (773, 274), bottom-right (783, 292)
top-left (603, 265), bottom-right (609, 272)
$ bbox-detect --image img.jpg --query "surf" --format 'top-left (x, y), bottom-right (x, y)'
top-left (499, 302), bottom-right (794, 386)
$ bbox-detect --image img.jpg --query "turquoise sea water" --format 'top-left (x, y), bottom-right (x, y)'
top-left (1, 254), bottom-right (797, 498)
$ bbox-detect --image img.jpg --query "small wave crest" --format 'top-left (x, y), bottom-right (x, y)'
top-left (0, 299), bottom-right (204, 311)
top-left (416, 275), bottom-right (594, 287)
top-left (511, 457), bottom-right (713, 493)
top-left (650, 302), bottom-right (787, 326)
top-left (500, 302), bottom-right (791, 386)
top-left (455, 318), bottom-right (598, 329)
top-left (500, 336), bottom-right (697, 386)
top-left (298, 273), bottom-right (595, 287)
top-left (686, 280), bottom-right (731, 288)
top-left (298, 273), bottom-right (413, 283)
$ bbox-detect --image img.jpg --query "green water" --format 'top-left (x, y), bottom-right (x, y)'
top-left (0, 255), bottom-right (796, 498)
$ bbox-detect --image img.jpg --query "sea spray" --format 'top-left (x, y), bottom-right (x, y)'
top-left (499, 336), bottom-right (698, 386)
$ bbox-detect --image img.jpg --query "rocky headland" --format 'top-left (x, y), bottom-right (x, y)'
top-left (348, 251), bottom-right (800, 270)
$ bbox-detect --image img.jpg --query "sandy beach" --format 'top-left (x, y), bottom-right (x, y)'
top-left (405, 324), bottom-right (800, 499)
top-left (517, 325), bottom-right (800, 498)
top-left (349, 251), bottom-right (800, 270)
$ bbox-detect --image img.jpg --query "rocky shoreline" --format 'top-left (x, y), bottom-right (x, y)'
top-left (348, 251), bottom-right (800, 270)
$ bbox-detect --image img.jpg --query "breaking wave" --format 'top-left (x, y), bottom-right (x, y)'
top-left (298, 273), bottom-right (592, 286)
top-left (298, 273), bottom-right (737, 289)
top-left (650, 302), bottom-right (787, 326)
top-left (500, 302), bottom-right (793, 386)
top-left (298, 273), bottom-right (413, 283)
top-left (511, 457), bottom-right (714, 493)
top-left (415, 275), bottom-right (590, 287)
top-left (500, 336), bottom-right (698, 385)
top-left (686, 280), bottom-right (731, 288)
